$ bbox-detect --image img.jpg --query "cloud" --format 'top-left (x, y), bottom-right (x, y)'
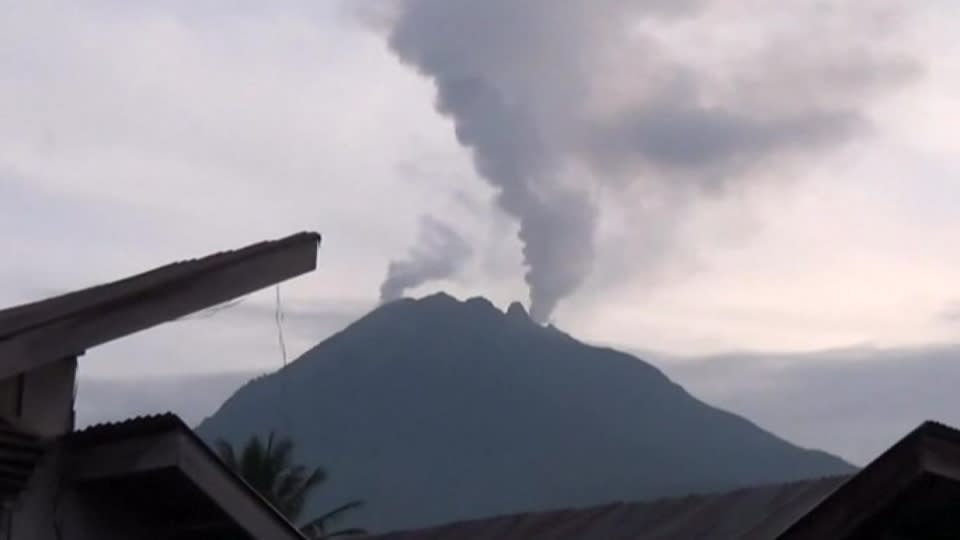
top-left (652, 343), bottom-right (960, 465)
top-left (0, 0), bottom-right (467, 300)
top-left (76, 371), bottom-right (258, 428)
top-left (210, 296), bottom-right (368, 331)
top-left (1, 0), bottom-right (956, 379)
top-left (76, 340), bottom-right (960, 468)
top-left (587, 100), bottom-right (860, 180)
top-left (63, 290), bottom-right (369, 382)
top-left (365, 0), bottom-right (922, 321)
top-left (939, 301), bottom-right (960, 323)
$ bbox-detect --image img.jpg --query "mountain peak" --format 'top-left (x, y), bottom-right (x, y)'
top-left (384, 293), bottom-right (536, 326)
top-left (418, 291), bottom-right (459, 305)
top-left (506, 301), bottom-right (530, 321)
top-left (200, 290), bottom-right (854, 533)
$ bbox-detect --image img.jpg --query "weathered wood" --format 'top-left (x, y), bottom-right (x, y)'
top-left (0, 232), bottom-right (320, 379)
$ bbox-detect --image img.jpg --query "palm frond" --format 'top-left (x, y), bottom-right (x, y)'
top-left (216, 432), bottom-right (361, 534)
top-left (271, 437), bottom-right (295, 469)
top-left (306, 500), bottom-right (365, 527)
top-left (276, 465), bottom-right (308, 500)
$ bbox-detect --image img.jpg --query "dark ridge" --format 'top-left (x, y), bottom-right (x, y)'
top-left (197, 291), bottom-right (854, 534)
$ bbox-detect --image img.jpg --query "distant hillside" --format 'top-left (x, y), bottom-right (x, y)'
top-left (197, 293), bottom-right (853, 533)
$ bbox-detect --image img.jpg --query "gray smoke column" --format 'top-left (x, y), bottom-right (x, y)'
top-left (380, 215), bottom-right (472, 303)
top-left (367, 0), bottom-right (917, 321)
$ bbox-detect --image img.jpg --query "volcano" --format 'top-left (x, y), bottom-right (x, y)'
top-left (197, 293), bottom-right (852, 533)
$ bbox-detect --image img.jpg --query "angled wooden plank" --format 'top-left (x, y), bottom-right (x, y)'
top-left (0, 232), bottom-right (320, 379)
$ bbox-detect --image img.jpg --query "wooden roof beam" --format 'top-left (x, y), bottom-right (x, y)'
top-left (0, 232), bottom-right (321, 379)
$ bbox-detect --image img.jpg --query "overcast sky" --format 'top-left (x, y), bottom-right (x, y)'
top-left (3, 1), bottom-right (959, 464)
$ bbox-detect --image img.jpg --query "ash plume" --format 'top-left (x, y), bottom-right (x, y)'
top-left (380, 215), bottom-right (472, 303)
top-left (365, 0), bottom-right (918, 321)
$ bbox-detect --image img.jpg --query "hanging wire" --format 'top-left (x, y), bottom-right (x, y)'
top-left (165, 283), bottom-right (294, 432)
top-left (275, 285), bottom-right (288, 367)
top-left (168, 285), bottom-right (288, 368)
top-left (275, 284), bottom-right (294, 437)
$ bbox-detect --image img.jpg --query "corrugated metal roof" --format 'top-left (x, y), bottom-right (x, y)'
top-left (67, 412), bottom-right (308, 540)
top-left (367, 477), bottom-right (849, 540)
top-left (370, 421), bottom-right (960, 540)
top-left (67, 413), bottom-right (186, 447)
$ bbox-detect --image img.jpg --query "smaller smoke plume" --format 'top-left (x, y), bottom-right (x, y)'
top-left (380, 215), bottom-right (472, 303)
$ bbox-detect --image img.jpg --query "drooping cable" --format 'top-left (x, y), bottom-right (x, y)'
top-left (275, 285), bottom-right (288, 368)
top-left (275, 285), bottom-right (294, 437)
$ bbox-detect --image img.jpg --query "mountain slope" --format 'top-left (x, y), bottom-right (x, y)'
top-left (197, 293), bottom-right (852, 533)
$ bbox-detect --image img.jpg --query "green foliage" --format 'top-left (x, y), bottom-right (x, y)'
top-left (215, 433), bottom-right (364, 538)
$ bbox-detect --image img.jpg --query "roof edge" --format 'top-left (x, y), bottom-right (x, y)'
top-left (0, 232), bottom-right (321, 378)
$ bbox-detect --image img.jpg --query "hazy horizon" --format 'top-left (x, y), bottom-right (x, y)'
top-left (75, 292), bottom-right (960, 467)
top-left (4, 0), bottom-right (959, 476)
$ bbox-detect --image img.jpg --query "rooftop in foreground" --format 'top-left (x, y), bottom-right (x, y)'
top-left (368, 421), bottom-right (960, 539)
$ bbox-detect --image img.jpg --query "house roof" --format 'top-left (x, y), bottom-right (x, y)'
top-left (367, 476), bottom-right (849, 540)
top-left (370, 421), bottom-right (960, 540)
top-left (66, 413), bottom-right (307, 540)
top-left (779, 420), bottom-right (960, 539)
top-left (67, 412), bottom-right (197, 447)
top-left (0, 232), bottom-right (321, 378)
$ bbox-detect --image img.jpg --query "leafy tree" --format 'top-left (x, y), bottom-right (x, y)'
top-left (215, 432), bottom-right (364, 538)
